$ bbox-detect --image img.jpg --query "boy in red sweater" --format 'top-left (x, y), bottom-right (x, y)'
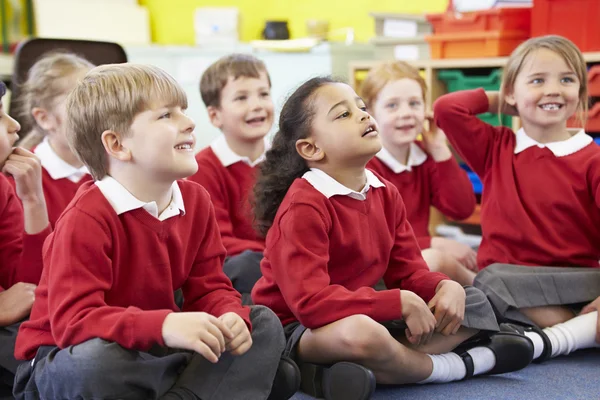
top-left (362, 61), bottom-right (478, 286)
top-left (188, 54), bottom-right (273, 298)
top-left (13, 64), bottom-right (299, 400)
top-left (16, 52), bottom-right (94, 227)
top-left (0, 81), bottom-right (51, 395)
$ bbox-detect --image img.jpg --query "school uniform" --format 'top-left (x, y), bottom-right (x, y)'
top-left (367, 143), bottom-right (476, 249)
top-left (434, 88), bottom-right (600, 325)
top-left (34, 138), bottom-right (91, 227)
top-left (251, 168), bottom-right (499, 359)
top-left (188, 135), bottom-right (266, 296)
top-left (0, 174), bottom-right (50, 391)
top-left (14, 177), bottom-right (285, 400)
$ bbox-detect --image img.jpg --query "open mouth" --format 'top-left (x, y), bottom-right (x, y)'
top-left (174, 141), bottom-right (194, 150)
top-left (246, 116), bottom-right (267, 125)
top-left (396, 124), bottom-right (416, 131)
top-left (538, 103), bottom-right (563, 111)
top-left (362, 125), bottom-right (376, 137)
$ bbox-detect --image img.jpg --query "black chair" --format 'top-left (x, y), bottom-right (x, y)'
top-left (8, 37), bottom-right (128, 134)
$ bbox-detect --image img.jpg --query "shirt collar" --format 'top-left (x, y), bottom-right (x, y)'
top-left (34, 137), bottom-right (89, 182)
top-left (514, 128), bottom-right (593, 157)
top-left (302, 168), bottom-right (385, 201)
top-left (375, 143), bottom-right (428, 173)
top-left (95, 176), bottom-right (185, 221)
top-left (210, 135), bottom-right (269, 167)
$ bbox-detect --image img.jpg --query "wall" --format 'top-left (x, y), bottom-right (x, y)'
top-left (139, 0), bottom-right (448, 44)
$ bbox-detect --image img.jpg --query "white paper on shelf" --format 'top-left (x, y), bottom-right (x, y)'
top-left (383, 20), bottom-right (418, 38)
top-left (394, 45), bottom-right (420, 60)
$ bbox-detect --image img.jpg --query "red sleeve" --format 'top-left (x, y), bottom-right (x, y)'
top-left (0, 177), bottom-right (50, 289)
top-left (46, 209), bottom-right (172, 351)
top-left (384, 189), bottom-right (449, 303)
top-left (416, 236), bottom-right (432, 250)
top-left (182, 198), bottom-right (251, 331)
top-left (429, 158), bottom-right (476, 221)
top-left (189, 160), bottom-right (263, 255)
top-left (434, 88), bottom-right (500, 177)
top-left (269, 202), bottom-right (403, 330)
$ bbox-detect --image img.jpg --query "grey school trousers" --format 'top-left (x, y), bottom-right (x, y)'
top-left (13, 306), bottom-right (285, 400)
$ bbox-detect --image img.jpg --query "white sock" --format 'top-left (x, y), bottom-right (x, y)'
top-left (418, 353), bottom-right (466, 384)
top-left (524, 331), bottom-right (545, 360)
top-left (543, 311), bottom-right (600, 358)
top-left (466, 346), bottom-right (496, 375)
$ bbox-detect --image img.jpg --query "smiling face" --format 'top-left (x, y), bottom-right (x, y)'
top-left (209, 71), bottom-right (274, 143)
top-left (122, 103), bottom-right (198, 182)
top-left (308, 82), bottom-right (381, 166)
top-left (370, 78), bottom-right (425, 150)
top-left (505, 48), bottom-right (581, 134)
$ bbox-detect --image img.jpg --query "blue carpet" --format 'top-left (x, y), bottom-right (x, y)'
top-left (291, 349), bottom-right (600, 400)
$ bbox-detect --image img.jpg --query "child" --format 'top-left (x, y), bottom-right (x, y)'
top-left (251, 77), bottom-right (533, 400)
top-left (433, 35), bottom-right (600, 363)
top-left (0, 81), bottom-right (50, 393)
top-left (362, 61), bottom-right (478, 286)
top-left (188, 54), bottom-right (273, 297)
top-left (13, 64), bottom-right (299, 400)
top-left (15, 52), bottom-right (94, 228)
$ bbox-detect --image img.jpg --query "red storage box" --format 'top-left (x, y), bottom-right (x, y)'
top-left (427, 7), bottom-right (531, 35)
top-left (532, 0), bottom-right (600, 52)
top-left (426, 30), bottom-right (528, 59)
top-left (567, 103), bottom-right (600, 132)
top-left (588, 65), bottom-right (600, 97)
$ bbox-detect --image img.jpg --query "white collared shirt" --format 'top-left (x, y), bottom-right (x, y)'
top-left (513, 128), bottom-right (593, 157)
top-left (34, 137), bottom-right (89, 183)
top-left (374, 143), bottom-right (428, 174)
top-left (210, 135), bottom-right (269, 167)
top-left (302, 168), bottom-right (386, 201)
top-left (95, 176), bottom-right (185, 221)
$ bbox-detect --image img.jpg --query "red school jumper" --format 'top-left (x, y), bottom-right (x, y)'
top-left (252, 170), bottom-right (448, 329)
top-left (367, 142), bottom-right (475, 249)
top-left (15, 180), bottom-right (250, 360)
top-left (434, 88), bottom-right (600, 270)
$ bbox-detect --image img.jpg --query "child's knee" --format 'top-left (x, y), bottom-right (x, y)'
top-left (338, 315), bottom-right (394, 361)
top-left (248, 305), bottom-right (285, 350)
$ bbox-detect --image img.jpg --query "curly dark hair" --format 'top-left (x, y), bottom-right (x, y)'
top-left (253, 76), bottom-right (339, 236)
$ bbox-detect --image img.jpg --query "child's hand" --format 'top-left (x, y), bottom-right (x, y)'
top-left (1, 148), bottom-right (45, 206)
top-left (428, 280), bottom-right (465, 336)
top-left (422, 113), bottom-right (452, 162)
top-left (0, 282), bottom-right (36, 326)
top-left (400, 290), bottom-right (436, 346)
top-left (219, 312), bottom-right (253, 356)
top-left (580, 296), bottom-right (600, 343)
top-left (162, 312), bottom-right (234, 363)
top-left (431, 237), bottom-right (478, 272)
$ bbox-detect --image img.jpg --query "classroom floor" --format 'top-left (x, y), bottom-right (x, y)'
top-left (291, 349), bottom-right (600, 400)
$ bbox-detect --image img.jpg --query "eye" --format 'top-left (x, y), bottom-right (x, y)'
top-left (386, 102), bottom-right (398, 109)
top-left (530, 78), bottom-right (543, 84)
top-left (337, 111), bottom-right (350, 119)
top-left (359, 106), bottom-right (368, 112)
top-left (561, 76), bottom-right (576, 83)
top-left (159, 112), bottom-right (171, 119)
top-left (409, 100), bottom-right (422, 107)
top-left (235, 95), bottom-right (247, 101)
top-left (260, 92), bottom-right (270, 98)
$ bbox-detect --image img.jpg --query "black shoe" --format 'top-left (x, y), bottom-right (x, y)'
top-left (300, 361), bottom-right (376, 400)
top-left (454, 331), bottom-right (534, 379)
top-left (268, 356), bottom-right (301, 400)
top-left (499, 322), bottom-right (552, 363)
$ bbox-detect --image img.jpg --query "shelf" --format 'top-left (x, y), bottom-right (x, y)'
top-left (0, 54), bottom-right (14, 79)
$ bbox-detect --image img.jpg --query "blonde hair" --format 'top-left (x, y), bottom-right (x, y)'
top-left (200, 53), bottom-right (270, 108)
top-left (18, 51), bottom-right (94, 149)
top-left (359, 61), bottom-right (427, 109)
top-left (66, 63), bottom-right (188, 180)
top-left (500, 35), bottom-right (588, 128)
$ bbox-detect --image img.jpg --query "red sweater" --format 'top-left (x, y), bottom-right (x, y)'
top-left (188, 148), bottom-right (265, 256)
top-left (434, 88), bottom-right (600, 270)
top-left (0, 174), bottom-right (51, 290)
top-left (367, 147), bottom-right (475, 249)
top-left (251, 176), bottom-right (449, 329)
top-left (15, 180), bottom-right (250, 360)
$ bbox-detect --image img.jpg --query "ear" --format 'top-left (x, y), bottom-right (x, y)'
top-left (101, 130), bottom-right (131, 162)
top-left (31, 107), bottom-right (55, 132)
top-left (504, 90), bottom-right (516, 106)
top-left (296, 138), bottom-right (325, 162)
top-left (207, 106), bottom-right (223, 129)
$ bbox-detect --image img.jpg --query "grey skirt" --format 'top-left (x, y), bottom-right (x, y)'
top-left (474, 263), bottom-right (600, 326)
top-left (282, 285), bottom-right (499, 360)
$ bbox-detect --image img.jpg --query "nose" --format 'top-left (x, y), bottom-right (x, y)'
top-left (544, 80), bottom-right (561, 96)
top-left (181, 113), bottom-right (195, 134)
top-left (7, 113), bottom-right (21, 135)
top-left (397, 102), bottom-right (414, 118)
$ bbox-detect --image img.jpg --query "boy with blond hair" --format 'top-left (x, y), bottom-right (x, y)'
top-left (188, 54), bottom-right (273, 298)
top-left (14, 64), bottom-right (299, 400)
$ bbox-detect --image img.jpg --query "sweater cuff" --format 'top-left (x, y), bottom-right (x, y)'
top-left (417, 236), bottom-right (432, 250)
top-left (371, 289), bottom-right (403, 321)
top-left (133, 309), bottom-right (173, 348)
